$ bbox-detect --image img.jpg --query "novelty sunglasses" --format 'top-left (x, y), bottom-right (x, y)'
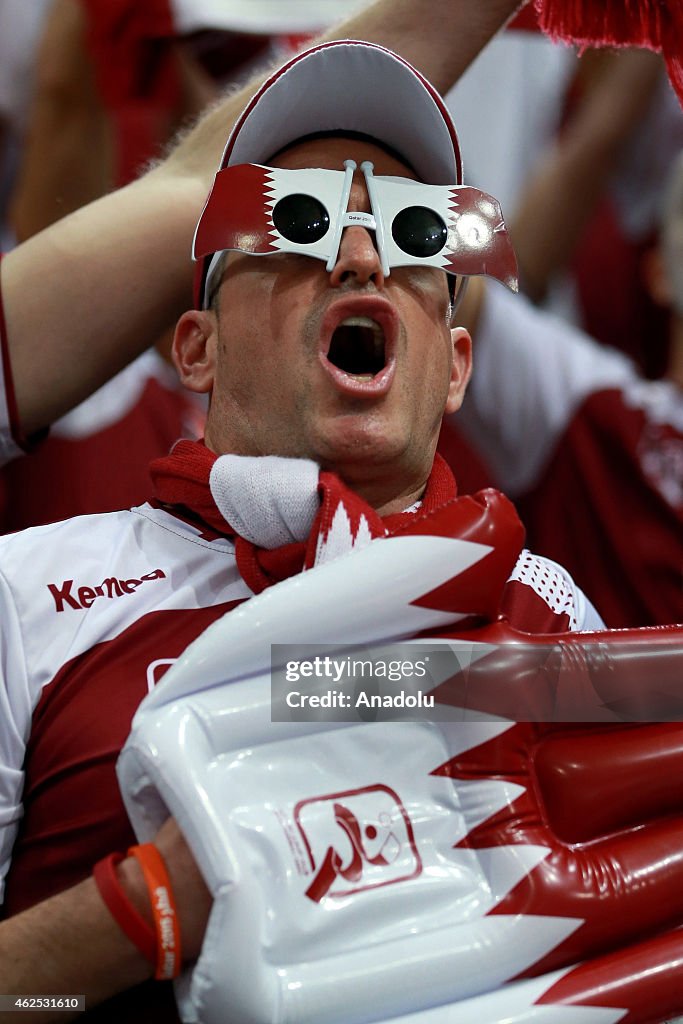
top-left (194, 161), bottom-right (518, 307)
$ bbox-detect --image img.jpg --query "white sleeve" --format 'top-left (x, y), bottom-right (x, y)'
top-left (508, 549), bottom-right (605, 632)
top-left (574, 590), bottom-right (605, 633)
top-left (455, 285), bottom-right (637, 496)
top-left (0, 567), bottom-right (31, 903)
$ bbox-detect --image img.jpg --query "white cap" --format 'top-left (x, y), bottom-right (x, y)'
top-left (222, 39), bottom-right (462, 183)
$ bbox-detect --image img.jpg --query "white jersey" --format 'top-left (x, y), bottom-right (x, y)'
top-left (0, 499), bottom-right (602, 909)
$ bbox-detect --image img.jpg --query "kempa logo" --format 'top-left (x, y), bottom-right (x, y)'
top-left (48, 569), bottom-right (166, 612)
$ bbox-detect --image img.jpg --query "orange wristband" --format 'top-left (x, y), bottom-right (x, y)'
top-left (127, 843), bottom-right (182, 980)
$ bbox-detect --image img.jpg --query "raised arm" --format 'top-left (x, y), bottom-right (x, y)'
top-left (0, 0), bottom-right (522, 439)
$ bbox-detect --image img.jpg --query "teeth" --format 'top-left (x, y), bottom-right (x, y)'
top-left (339, 316), bottom-right (380, 328)
top-left (339, 316), bottom-right (383, 335)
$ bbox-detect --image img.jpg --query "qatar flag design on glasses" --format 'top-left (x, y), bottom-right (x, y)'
top-left (194, 162), bottom-right (518, 304)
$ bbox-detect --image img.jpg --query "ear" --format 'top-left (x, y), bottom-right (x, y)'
top-left (445, 326), bottom-right (472, 415)
top-left (172, 309), bottom-right (218, 394)
top-left (641, 245), bottom-right (672, 307)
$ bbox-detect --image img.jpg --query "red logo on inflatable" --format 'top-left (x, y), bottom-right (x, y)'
top-left (294, 784), bottom-right (422, 903)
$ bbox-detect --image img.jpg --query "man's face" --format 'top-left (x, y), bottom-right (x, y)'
top-left (175, 136), bottom-right (471, 513)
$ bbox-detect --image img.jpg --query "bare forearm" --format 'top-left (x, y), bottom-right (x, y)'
top-left (0, 820), bottom-right (210, 1022)
top-left (0, 875), bottom-right (151, 1022)
top-left (324, 0), bottom-right (524, 93)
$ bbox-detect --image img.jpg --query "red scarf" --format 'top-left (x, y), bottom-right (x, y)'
top-left (150, 440), bottom-right (525, 623)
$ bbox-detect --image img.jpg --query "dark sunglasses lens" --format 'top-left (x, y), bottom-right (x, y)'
top-left (272, 194), bottom-right (330, 244)
top-left (392, 206), bottom-right (447, 258)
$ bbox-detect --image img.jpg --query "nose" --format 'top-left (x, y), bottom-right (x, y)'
top-left (328, 224), bottom-right (385, 289)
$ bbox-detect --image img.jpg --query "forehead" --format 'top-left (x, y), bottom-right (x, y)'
top-left (270, 135), bottom-right (420, 181)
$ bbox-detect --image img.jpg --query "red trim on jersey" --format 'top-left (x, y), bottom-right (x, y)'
top-left (499, 578), bottom-right (572, 633)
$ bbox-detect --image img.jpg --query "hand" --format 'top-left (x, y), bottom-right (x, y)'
top-left (118, 817), bottom-right (212, 963)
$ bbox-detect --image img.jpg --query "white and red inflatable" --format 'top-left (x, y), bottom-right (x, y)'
top-left (119, 524), bottom-right (683, 1024)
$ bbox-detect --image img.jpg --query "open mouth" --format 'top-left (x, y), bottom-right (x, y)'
top-left (327, 317), bottom-right (386, 379)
